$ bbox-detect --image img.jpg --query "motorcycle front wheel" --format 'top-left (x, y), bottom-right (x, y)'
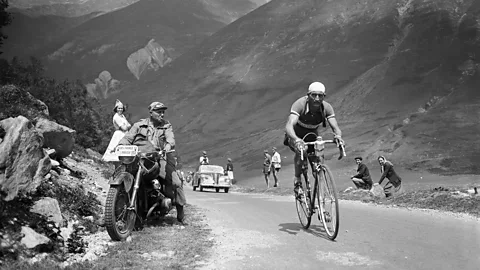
top-left (105, 185), bottom-right (136, 241)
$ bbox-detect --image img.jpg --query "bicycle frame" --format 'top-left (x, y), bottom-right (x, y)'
top-left (294, 132), bottom-right (344, 238)
top-left (299, 134), bottom-right (345, 215)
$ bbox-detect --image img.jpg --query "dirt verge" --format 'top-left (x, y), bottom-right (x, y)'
top-left (4, 205), bottom-right (214, 270)
top-left (231, 184), bottom-right (480, 218)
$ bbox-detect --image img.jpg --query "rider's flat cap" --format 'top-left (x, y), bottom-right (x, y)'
top-left (149, 101), bottom-right (167, 111)
top-left (354, 157), bottom-right (363, 161)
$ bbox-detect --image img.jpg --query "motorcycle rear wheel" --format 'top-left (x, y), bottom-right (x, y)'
top-left (105, 185), bottom-right (136, 241)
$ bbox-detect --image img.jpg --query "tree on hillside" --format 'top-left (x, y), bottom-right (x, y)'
top-left (0, 0), bottom-right (12, 55)
top-left (0, 57), bottom-right (113, 152)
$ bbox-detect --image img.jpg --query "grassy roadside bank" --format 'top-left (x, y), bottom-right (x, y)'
top-left (230, 184), bottom-right (480, 218)
top-left (5, 205), bottom-right (214, 270)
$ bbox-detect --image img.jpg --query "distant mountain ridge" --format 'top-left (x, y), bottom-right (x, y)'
top-left (8, 0), bottom-right (139, 17)
top-left (3, 0), bottom-right (271, 84)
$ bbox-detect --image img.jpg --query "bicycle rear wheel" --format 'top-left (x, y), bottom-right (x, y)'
top-left (317, 165), bottom-right (339, 240)
top-left (295, 172), bottom-right (312, 229)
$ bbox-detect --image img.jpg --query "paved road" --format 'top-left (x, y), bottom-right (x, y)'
top-left (186, 188), bottom-right (480, 270)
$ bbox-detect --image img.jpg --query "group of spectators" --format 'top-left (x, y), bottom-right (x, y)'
top-left (350, 156), bottom-right (403, 198)
top-left (263, 147), bottom-right (282, 188)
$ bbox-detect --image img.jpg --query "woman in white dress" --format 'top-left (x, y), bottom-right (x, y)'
top-left (102, 99), bottom-right (132, 162)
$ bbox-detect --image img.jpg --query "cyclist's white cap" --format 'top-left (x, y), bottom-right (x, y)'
top-left (307, 82), bottom-right (325, 94)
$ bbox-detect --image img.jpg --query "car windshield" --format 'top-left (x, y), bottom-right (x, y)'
top-left (198, 165), bottom-right (224, 174)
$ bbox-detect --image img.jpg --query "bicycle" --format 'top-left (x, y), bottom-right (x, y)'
top-left (295, 132), bottom-right (346, 240)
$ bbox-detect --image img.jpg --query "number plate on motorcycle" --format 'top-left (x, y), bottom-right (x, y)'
top-left (115, 145), bottom-right (138, 156)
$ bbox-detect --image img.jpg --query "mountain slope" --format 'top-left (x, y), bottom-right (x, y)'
top-left (1, 12), bottom-right (97, 58)
top-left (23, 0), bottom-right (270, 82)
top-left (9, 0), bottom-right (139, 17)
top-left (112, 0), bottom-right (480, 176)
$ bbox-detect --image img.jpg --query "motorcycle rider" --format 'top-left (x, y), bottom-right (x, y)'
top-left (285, 82), bottom-right (344, 197)
top-left (118, 101), bottom-right (187, 224)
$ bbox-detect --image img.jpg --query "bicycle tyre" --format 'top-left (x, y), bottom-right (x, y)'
top-left (317, 164), bottom-right (339, 240)
top-left (295, 172), bottom-right (312, 229)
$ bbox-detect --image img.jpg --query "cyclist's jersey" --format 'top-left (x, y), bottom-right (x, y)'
top-left (290, 96), bottom-right (335, 130)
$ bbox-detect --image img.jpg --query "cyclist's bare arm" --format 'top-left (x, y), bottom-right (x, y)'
top-left (286, 114), bottom-right (301, 141)
top-left (326, 117), bottom-right (342, 137)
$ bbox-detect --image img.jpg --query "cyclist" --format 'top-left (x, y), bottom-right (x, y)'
top-left (285, 81), bottom-right (344, 197)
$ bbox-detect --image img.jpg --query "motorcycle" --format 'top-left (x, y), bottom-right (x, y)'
top-left (104, 145), bottom-right (173, 241)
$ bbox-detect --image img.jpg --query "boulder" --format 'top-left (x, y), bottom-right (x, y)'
top-left (0, 85), bottom-right (49, 120)
top-left (35, 117), bottom-right (76, 159)
top-left (370, 184), bottom-right (386, 199)
top-left (86, 148), bottom-right (103, 160)
top-left (145, 39), bottom-right (171, 67)
top-left (0, 116), bottom-right (51, 201)
top-left (30, 197), bottom-right (63, 227)
top-left (20, 226), bottom-right (51, 249)
top-left (127, 39), bottom-right (172, 80)
top-left (98, 70), bottom-right (112, 84)
top-left (127, 48), bottom-right (151, 80)
top-left (85, 71), bottom-right (121, 99)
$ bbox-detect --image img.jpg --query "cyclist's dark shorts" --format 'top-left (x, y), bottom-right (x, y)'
top-left (287, 125), bottom-right (318, 152)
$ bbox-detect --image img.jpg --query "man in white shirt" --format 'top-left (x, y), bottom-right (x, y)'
top-left (271, 147), bottom-right (282, 187)
top-left (199, 151), bottom-right (209, 165)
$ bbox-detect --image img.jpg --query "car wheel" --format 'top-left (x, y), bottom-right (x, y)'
top-left (200, 186), bottom-right (204, 192)
top-left (224, 188), bottom-right (229, 193)
top-left (193, 185), bottom-right (197, 191)
top-left (215, 187), bottom-right (220, 193)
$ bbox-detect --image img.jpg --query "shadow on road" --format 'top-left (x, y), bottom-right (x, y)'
top-left (278, 222), bottom-right (333, 241)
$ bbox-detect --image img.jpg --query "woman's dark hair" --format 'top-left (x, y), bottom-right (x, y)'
top-left (113, 104), bottom-right (126, 113)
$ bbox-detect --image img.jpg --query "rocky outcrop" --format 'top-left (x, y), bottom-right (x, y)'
top-left (86, 148), bottom-right (103, 161)
top-left (30, 197), bottom-right (64, 227)
top-left (127, 39), bottom-right (172, 80)
top-left (0, 85), bottom-right (49, 120)
top-left (85, 70), bottom-right (121, 99)
top-left (20, 226), bottom-right (51, 249)
top-left (0, 116), bottom-right (51, 201)
top-left (35, 117), bottom-right (76, 159)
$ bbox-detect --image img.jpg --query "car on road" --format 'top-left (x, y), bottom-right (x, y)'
top-left (193, 165), bottom-right (231, 193)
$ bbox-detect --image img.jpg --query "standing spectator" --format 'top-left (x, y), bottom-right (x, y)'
top-left (376, 155), bottom-right (403, 198)
top-left (102, 99), bottom-right (131, 162)
top-left (271, 147), bottom-right (282, 187)
top-left (199, 151), bottom-right (209, 165)
top-left (226, 158), bottom-right (235, 184)
top-left (263, 150), bottom-right (272, 188)
top-left (350, 157), bottom-right (372, 190)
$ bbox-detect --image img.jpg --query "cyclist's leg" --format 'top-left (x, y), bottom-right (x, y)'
top-left (288, 133), bottom-right (308, 196)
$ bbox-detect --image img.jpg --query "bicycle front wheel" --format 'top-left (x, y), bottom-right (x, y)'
top-left (317, 165), bottom-right (339, 240)
top-left (295, 172), bottom-right (312, 229)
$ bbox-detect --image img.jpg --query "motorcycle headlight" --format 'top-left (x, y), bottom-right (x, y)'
top-left (119, 156), bottom-right (136, 164)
